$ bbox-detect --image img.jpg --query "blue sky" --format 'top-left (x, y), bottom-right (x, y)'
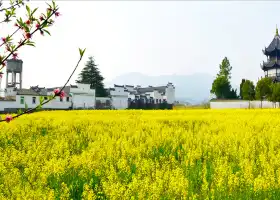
top-left (0, 1), bottom-right (279, 89)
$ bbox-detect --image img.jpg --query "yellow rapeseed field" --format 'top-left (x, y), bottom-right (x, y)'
top-left (1, 109), bottom-right (280, 199)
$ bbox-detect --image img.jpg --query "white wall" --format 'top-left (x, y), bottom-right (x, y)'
top-left (111, 96), bottom-right (128, 109)
top-left (210, 100), bottom-right (278, 109)
top-left (5, 87), bottom-right (16, 96)
top-left (109, 86), bottom-right (129, 109)
top-left (165, 85), bottom-right (175, 104)
top-left (72, 94), bottom-right (95, 109)
top-left (0, 100), bottom-right (16, 111)
top-left (70, 83), bottom-right (95, 95)
top-left (0, 95), bottom-right (72, 112)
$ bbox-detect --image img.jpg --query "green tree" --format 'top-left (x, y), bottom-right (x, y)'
top-left (210, 76), bottom-right (231, 99)
top-left (211, 57), bottom-right (237, 99)
top-left (76, 56), bottom-right (108, 97)
top-left (228, 88), bottom-right (238, 99)
top-left (255, 77), bottom-right (273, 108)
top-left (239, 79), bottom-right (246, 99)
top-left (242, 80), bottom-right (255, 101)
top-left (217, 57), bottom-right (232, 79)
top-left (271, 83), bottom-right (280, 108)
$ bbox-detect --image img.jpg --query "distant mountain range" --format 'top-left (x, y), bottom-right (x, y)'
top-left (105, 72), bottom-right (216, 104)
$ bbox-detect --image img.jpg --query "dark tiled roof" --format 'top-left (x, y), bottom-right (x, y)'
top-left (46, 86), bottom-right (70, 97)
top-left (137, 86), bottom-right (166, 93)
top-left (70, 85), bottom-right (78, 88)
top-left (114, 84), bottom-right (124, 88)
top-left (17, 88), bottom-right (48, 96)
top-left (264, 35), bottom-right (280, 54)
top-left (125, 85), bottom-right (134, 88)
top-left (261, 60), bottom-right (280, 69)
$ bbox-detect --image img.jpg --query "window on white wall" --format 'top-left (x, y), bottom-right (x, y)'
top-left (32, 97), bottom-right (36, 104)
top-left (20, 96), bottom-right (24, 104)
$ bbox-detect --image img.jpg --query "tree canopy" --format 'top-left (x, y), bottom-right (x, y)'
top-left (239, 79), bottom-right (246, 99)
top-left (241, 80), bottom-right (255, 101)
top-left (210, 57), bottom-right (237, 99)
top-left (217, 57), bottom-right (232, 79)
top-left (255, 77), bottom-right (273, 101)
top-left (211, 76), bottom-right (231, 99)
top-left (76, 56), bottom-right (108, 97)
top-left (271, 83), bottom-right (280, 105)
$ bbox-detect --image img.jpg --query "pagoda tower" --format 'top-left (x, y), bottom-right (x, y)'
top-left (261, 27), bottom-right (280, 82)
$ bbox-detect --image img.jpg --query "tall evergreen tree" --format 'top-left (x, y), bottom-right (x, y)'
top-left (76, 56), bottom-right (108, 97)
top-left (211, 57), bottom-right (237, 99)
top-left (217, 57), bottom-right (232, 79)
top-left (239, 79), bottom-right (246, 99)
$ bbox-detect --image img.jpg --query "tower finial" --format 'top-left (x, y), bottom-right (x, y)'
top-left (276, 24), bottom-right (279, 36)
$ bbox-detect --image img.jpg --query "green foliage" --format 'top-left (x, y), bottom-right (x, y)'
top-left (211, 57), bottom-right (238, 99)
top-left (79, 48), bottom-right (86, 57)
top-left (76, 56), bottom-right (108, 97)
top-left (239, 79), bottom-right (246, 99)
top-left (271, 83), bottom-right (280, 104)
top-left (255, 77), bottom-right (273, 101)
top-left (242, 80), bottom-right (255, 101)
top-left (17, 109), bottom-right (23, 115)
top-left (217, 57), bottom-right (232, 79)
top-left (229, 88), bottom-right (238, 99)
top-left (210, 76), bottom-right (231, 99)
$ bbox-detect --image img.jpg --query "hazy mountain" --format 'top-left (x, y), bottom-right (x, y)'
top-left (105, 72), bottom-right (216, 104)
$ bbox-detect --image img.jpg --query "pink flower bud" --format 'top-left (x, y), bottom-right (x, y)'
top-left (5, 115), bottom-right (13, 123)
top-left (25, 20), bottom-right (31, 25)
top-left (54, 88), bottom-right (60, 95)
top-left (1, 37), bottom-right (6, 42)
top-left (24, 33), bottom-right (31, 39)
top-left (36, 23), bottom-right (40, 29)
top-left (12, 53), bottom-right (18, 60)
top-left (54, 89), bottom-right (65, 98)
top-left (60, 91), bottom-right (65, 98)
top-left (55, 12), bottom-right (60, 17)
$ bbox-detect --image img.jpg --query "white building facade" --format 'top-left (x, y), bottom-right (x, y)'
top-left (0, 83), bottom-right (96, 112)
top-left (106, 82), bottom-right (176, 109)
top-left (0, 59), bottom-right (176, 112)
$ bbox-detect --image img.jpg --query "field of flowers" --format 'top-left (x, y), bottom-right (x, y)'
top-left (1, 109), bottom-right (280, 199)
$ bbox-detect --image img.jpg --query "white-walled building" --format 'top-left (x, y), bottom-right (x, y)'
top-left (106, 82), bottom-right (176, 109)
top-left (0, 59), bottom-right (176, 112)
top-left (0, 83), bottom-right (96, 112)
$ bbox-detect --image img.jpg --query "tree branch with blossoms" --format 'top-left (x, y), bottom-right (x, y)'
top-left (0, 1), bottom-right (60, 71)
top-left (0, 0), bottom-right (27, 24)
top-left (0, 0), bottom-right (86, 123)
top-left (1, 48), bottom-right (86, 123)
